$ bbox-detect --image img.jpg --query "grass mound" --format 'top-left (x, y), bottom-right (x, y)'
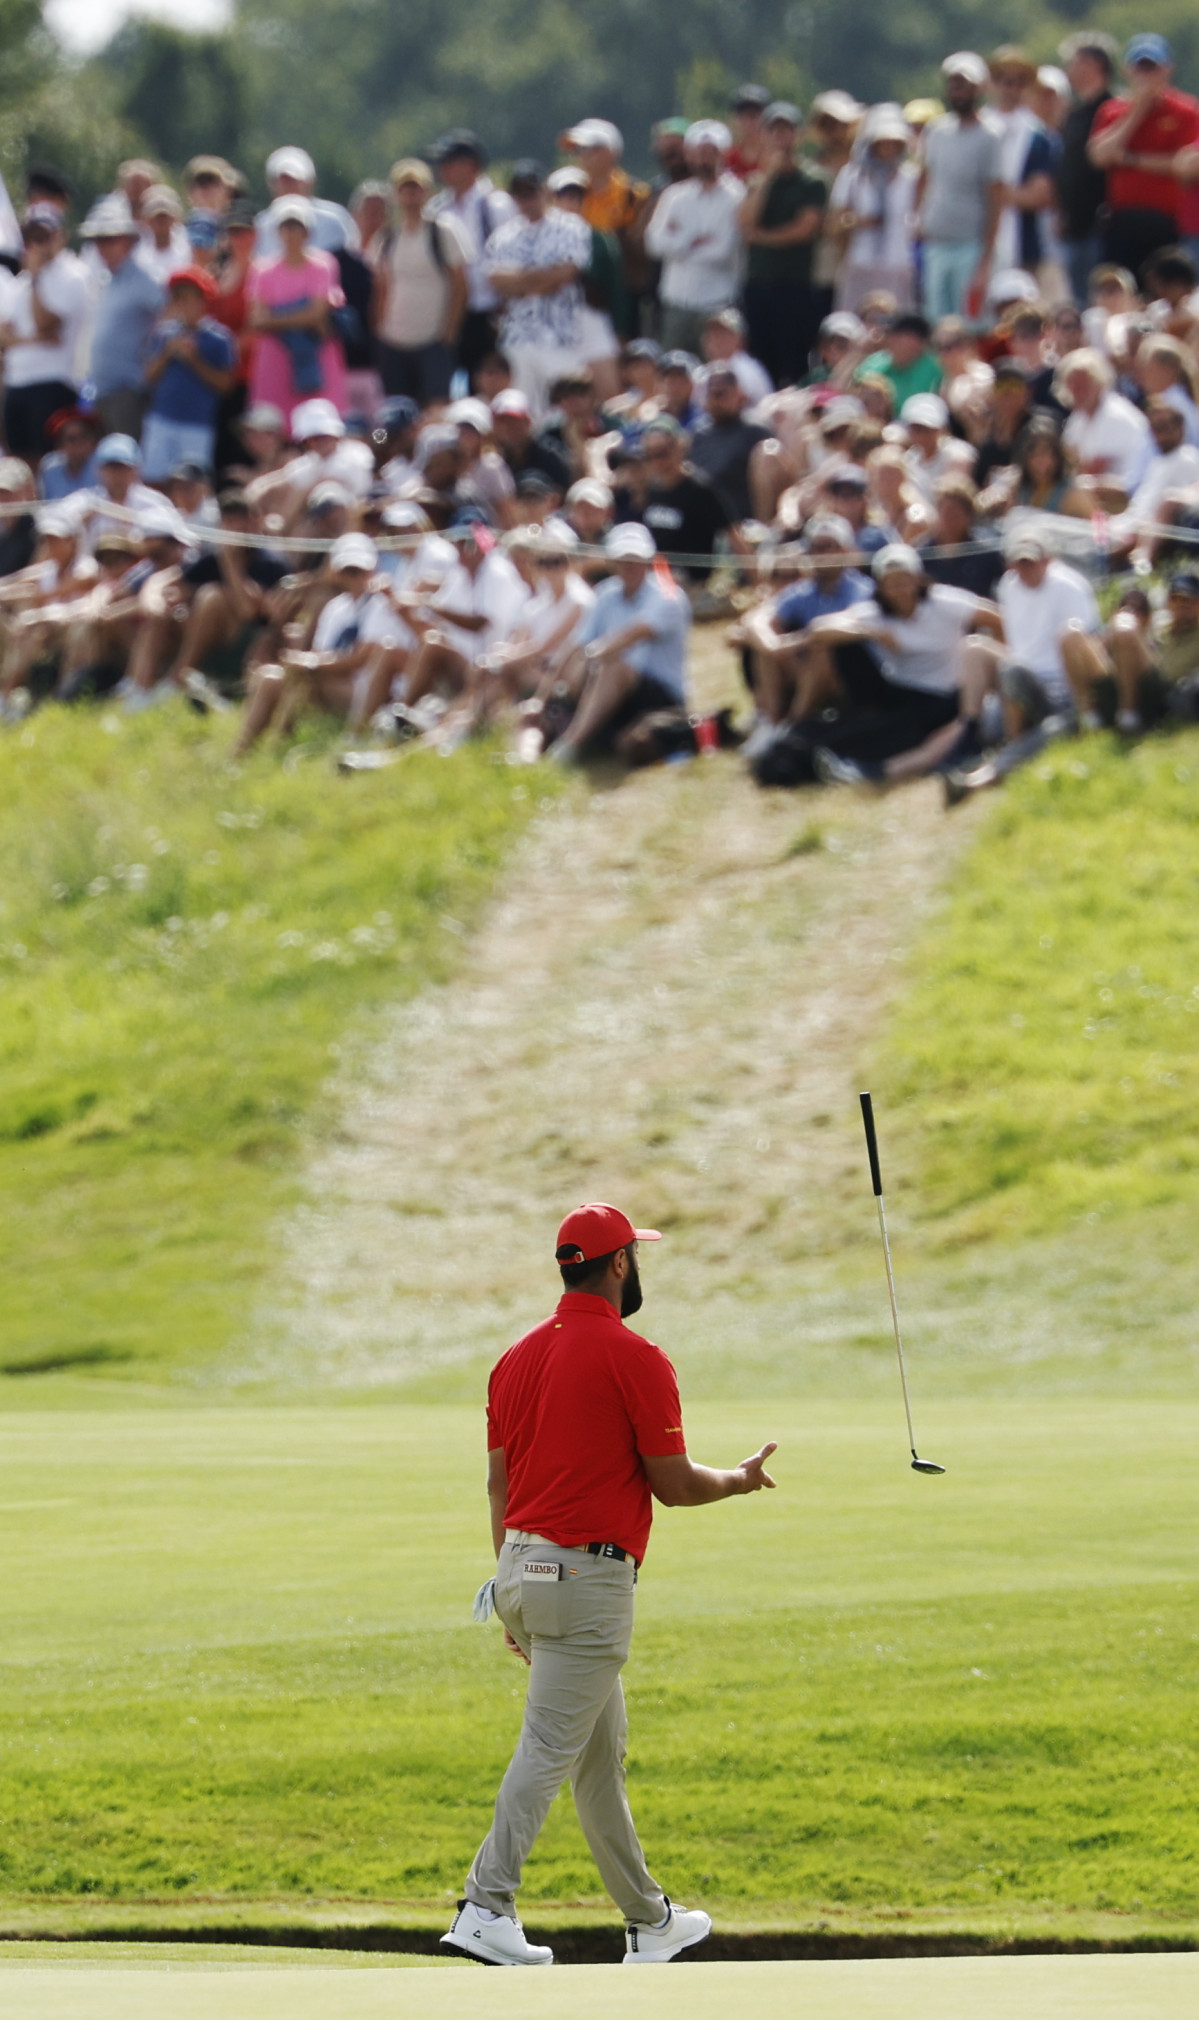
top-left (0, 710), bottom-right (551, 1378)
top-left (886, 733), bottom-right (1199, 1244)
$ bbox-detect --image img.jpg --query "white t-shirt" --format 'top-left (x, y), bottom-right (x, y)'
top-left (430, 549), bottom-right (529, 658)
top-left (136, 226), bottom-right (192, 288)
top-left (997, 559), bottom-right (1099, 703)
top-left (863, 583), bottom-right (986, 695)
top-left (1063, 393), bottom-right (1152, 495)
top-left (287, 440), bottom-right (375, 502)
top-left (517, 572), bottom-right (595, 656)
top-left (377, 217), bottom-right (468, 348)
top-left (61, 478), bottom-right (168, 554)
top-left (4, 251), bottom-right (90, 389)
top-left (313, 588), bottom-right (402, 654)
top-left (1112, 442), bottom-right (1199, 541)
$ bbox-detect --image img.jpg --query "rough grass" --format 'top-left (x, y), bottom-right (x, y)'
top-left (884, 733), bottom-right (1199, 1244)
top-left (0, 709), bottom-right (554, 1378)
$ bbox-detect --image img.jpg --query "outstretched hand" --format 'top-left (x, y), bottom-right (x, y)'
top-left (504, 1627), bottom-right (531, 1666)
top-left (736, 1442), bottom-right (778, 1493)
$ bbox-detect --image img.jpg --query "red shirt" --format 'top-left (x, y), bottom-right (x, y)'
top-left (1091, 88), bottom-right (1199, 216)
top-left (487, 1291), bottom-right (687, 1564)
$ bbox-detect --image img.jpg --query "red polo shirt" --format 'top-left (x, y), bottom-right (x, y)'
top-left (487, 1291), bottom-right (687, 1564)
top-left (1090, 88), bottom-right (1199, 216)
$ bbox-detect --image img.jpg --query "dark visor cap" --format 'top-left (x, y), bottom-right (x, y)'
top-left (555, 1202), bottom-right (662, 1264)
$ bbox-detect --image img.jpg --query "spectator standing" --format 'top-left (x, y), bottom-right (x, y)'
top-left (546, 167), bottom-right (625, 399)
top-left (1056, 34), bottom-right (1118, 304)
top-left (485, 162), bottom-right (591, 420)
top-left (830, 105), bottom-right (919, 313)
top-left (138, 187), bottom-right (190, 286)
top-left (1087, 37), bottom-right (1199, 272)
top-left (350, 181), bottom-right (390, 266)
top-left (726, 85), bottom-right (771, 181)
top-left (371, 160), bottom-right (468, 405)
top-left (141, 268), bottom-right (237, 482)
top-left (0, 206), bottom-right (90, 461)
top-left (916, 53), bottom-right (1004, 320)
top-left (987, 47), bottom-right (1060, 281)
top-left (81, 196), bottom-right (164, 441)
top-left (255, 148), bottom-right (358, 259)
top-left (738, 103), bottom-right (826, 387)
top-left (807, 90), bottom-right (863, 321)
top-left (428, 131), bottom-right (516, 379)
top-left (182, 157), bottom-right (238, 217)
top-left (246, 198), bottom-right (348, 424)
top-left (563, 119), bottom-right (649, 326)
top-left (645, 122), bottom-right (745, 355)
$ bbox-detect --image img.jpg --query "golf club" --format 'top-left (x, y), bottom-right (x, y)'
top-left (859, 1092), bottom-right (946, 1476)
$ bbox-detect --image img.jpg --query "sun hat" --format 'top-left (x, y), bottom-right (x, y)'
top-left (291, 398), bottom-right (345, 442)
top-left (267, 146), bottom-right (316, 185)
top-left (566, 118), bottom-right (623, 154)
top-left (80, 196), bottom-right (138, 239)
top-left (555, 1202), bottom-right (662, 1264)
top-left (96, 434), bottom-right (141, 467)
top-left (874, 542), bottom-right (925, 577)
top-left (901, 393), bottom-right (949, 429)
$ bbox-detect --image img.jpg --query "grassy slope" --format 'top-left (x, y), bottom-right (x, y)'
top-left (0, 1402), bottom-right (1194, 1931)
top-left (885, 737), bottom-right (1199, 1242)
top-left (0, 711), bottom-right (552, 1378)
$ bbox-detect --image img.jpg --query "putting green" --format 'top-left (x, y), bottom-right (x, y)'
top-left (1, 1954), bottom-right (1197, 2019)
top-left (1, 1399), bottom-right (1197, 1928)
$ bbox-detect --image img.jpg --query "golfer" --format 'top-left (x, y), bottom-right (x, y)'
top-left (442, 1202), bottom-right (778, 1967)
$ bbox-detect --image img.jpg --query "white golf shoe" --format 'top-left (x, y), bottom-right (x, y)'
top-left (439, 1898), bottom-right (553, 1966)
top-left (623, 1897), bottom-right (712, 1963)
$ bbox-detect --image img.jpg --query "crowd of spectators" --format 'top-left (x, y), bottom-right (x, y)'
top-left (4, 34), bottom-right (1199, 798)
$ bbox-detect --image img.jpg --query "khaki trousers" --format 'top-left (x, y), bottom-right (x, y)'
top-left (465, 1531), bottom-right (665, 1925)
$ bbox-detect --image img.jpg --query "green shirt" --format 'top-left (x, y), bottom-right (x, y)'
top-left (856, 347), bottom-right (943, 409)
top-left (747, 166), bottom-right (826, 286)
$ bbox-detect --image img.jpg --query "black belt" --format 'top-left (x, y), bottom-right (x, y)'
top-left (586, 1542), bottom-right (638, 1567)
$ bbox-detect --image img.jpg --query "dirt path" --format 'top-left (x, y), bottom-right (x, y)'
top-left (241, 657), bottom-right (979, 1392)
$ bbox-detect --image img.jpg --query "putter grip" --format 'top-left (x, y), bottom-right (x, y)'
top-left (860, 1092), bottom-right (883, 1196)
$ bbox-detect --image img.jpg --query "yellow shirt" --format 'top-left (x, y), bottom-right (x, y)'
top-left (582, 169), bottom-right (648, 237)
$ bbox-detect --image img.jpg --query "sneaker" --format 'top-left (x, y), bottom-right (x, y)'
top-left (813, 746), bottom-right (879, 787)
top-left (623, 1898), bottom-right (712, 1965)
top-left (183, 670), bottom-right (234, 716)
top-left (439, 1899), bottom-right (553, 1967)
top-left (1115, 708), bottom-right (1143, 736)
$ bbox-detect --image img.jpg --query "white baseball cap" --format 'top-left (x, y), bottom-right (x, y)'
top-left (271, 195), bottom-right (314, 232)
top-left (447, 397), bottom-right (493, 434)
top-left (81, 195), bottom-right (138, 239)
top-left (291, 398), bottom-right (345, 441)
top-left (685, 119), bottom-right (733, 153)
top-left (605, 523), bottom-right (657, 561)
top-left (566, 478), bottom-right (614, 510)
top-left (491, 389), bottom-right (532, 418)
top-left (941, 51), bottom-right (989, 86)
top-left (811, 90), bottom-right (864, 125)
top-left (874, 542), bottom-right (925, 577)
top-left (330, 533), bottom-right (378, 572)
top-left (1004, 527), bottom-right (1048, 563)
top-left (267, 146), bottom-right (316, 186)
top-left (567, 118), bottom-right (623, 154)
top-left (901, 393), bottom-right (949, 430)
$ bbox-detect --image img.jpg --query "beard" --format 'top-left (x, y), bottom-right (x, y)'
top-left (620, 1252), bottom-right (643, 1318)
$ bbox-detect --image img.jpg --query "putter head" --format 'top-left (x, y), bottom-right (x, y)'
top-left (911, 1456), bottom-right (946, 1475)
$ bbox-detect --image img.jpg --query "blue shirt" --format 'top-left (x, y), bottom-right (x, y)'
top-left (579, 573), bottom-right (691, 701)
top-left (774, 568), bottom-right (872, 633)
top-left (38, 451), bottom-right (99, 501)
top-left (88, 255), bottom-right (165, 396)
top-left (147, 317), bottom-right (236, 426)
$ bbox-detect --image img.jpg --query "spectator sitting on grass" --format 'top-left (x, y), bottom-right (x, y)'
top-left (161, 491), bottom-right (292, 712)
top-left (1055, 346), bottom-right (1151, 510)
top-left (804, 543), bottom-right (1005, 784)
top-left (546, 521), bottom-right (689, 761)
top-left (396, 514), bottom-right (529, 726)
top-left (687, 365), bottom-right (774, 523)
top-left (0, 509), bottom-right (99, 716)
top-left (58, 435), bottom-right (162, 554)
top-left (922, 477), bottom-right (1004, 597)
top-left (1108, 398), bottom-right (1199, 567)
top-left (855, 312), bottom-right (942, 410)
top-left (249, 398), bottom-right (373, 524)
top-left (980, 417), bottom-right (1088, 518)
top-left (901, 393), bottom-right (960, 502)
top-left (818, 461), bottom-right (894, 559)
top-left (490, 390), bottom-right (572, 494)
top-left (735, 515), bottom-right (872, 724)
top-left (235, 532), bottom-right (402, 754)
top-left (994, 527), bottom-right (1108, 734)
top-left (632, 415), bottom-right (731, 586)
top-left (700, 306), bottom-right (773, 408)
top-left (0, 458), bottom-right (39, 578)
top-left (141, 267), bottom-right (237, 484)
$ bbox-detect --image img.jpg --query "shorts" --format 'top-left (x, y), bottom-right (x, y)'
top-left (584, 672), bottom-right (681, 754)
top-left (199, 620), bottom-right (257, 696)
top-left (141, 413), bottom-right (216, 483)
top-left (576, 306), bottom-right (619, 364)
top-left (1000, 662), bottom-right (1071, 726)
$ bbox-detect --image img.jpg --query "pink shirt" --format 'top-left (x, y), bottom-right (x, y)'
top-left (246, 250), bottom-right (348, 420)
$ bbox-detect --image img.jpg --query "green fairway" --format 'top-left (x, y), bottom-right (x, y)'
top-left (0, 1401), bottom-right (1196, 1933)
top-left (3, 1956), bottom-right (1199, 2020)
top-left (0, 710), bottom-right (551, 1379)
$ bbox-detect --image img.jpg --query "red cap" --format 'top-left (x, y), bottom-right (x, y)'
top-left (555, 1202), bottom-right (662, 1265)
top-left (167, 265), bottom-right (218, 307)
